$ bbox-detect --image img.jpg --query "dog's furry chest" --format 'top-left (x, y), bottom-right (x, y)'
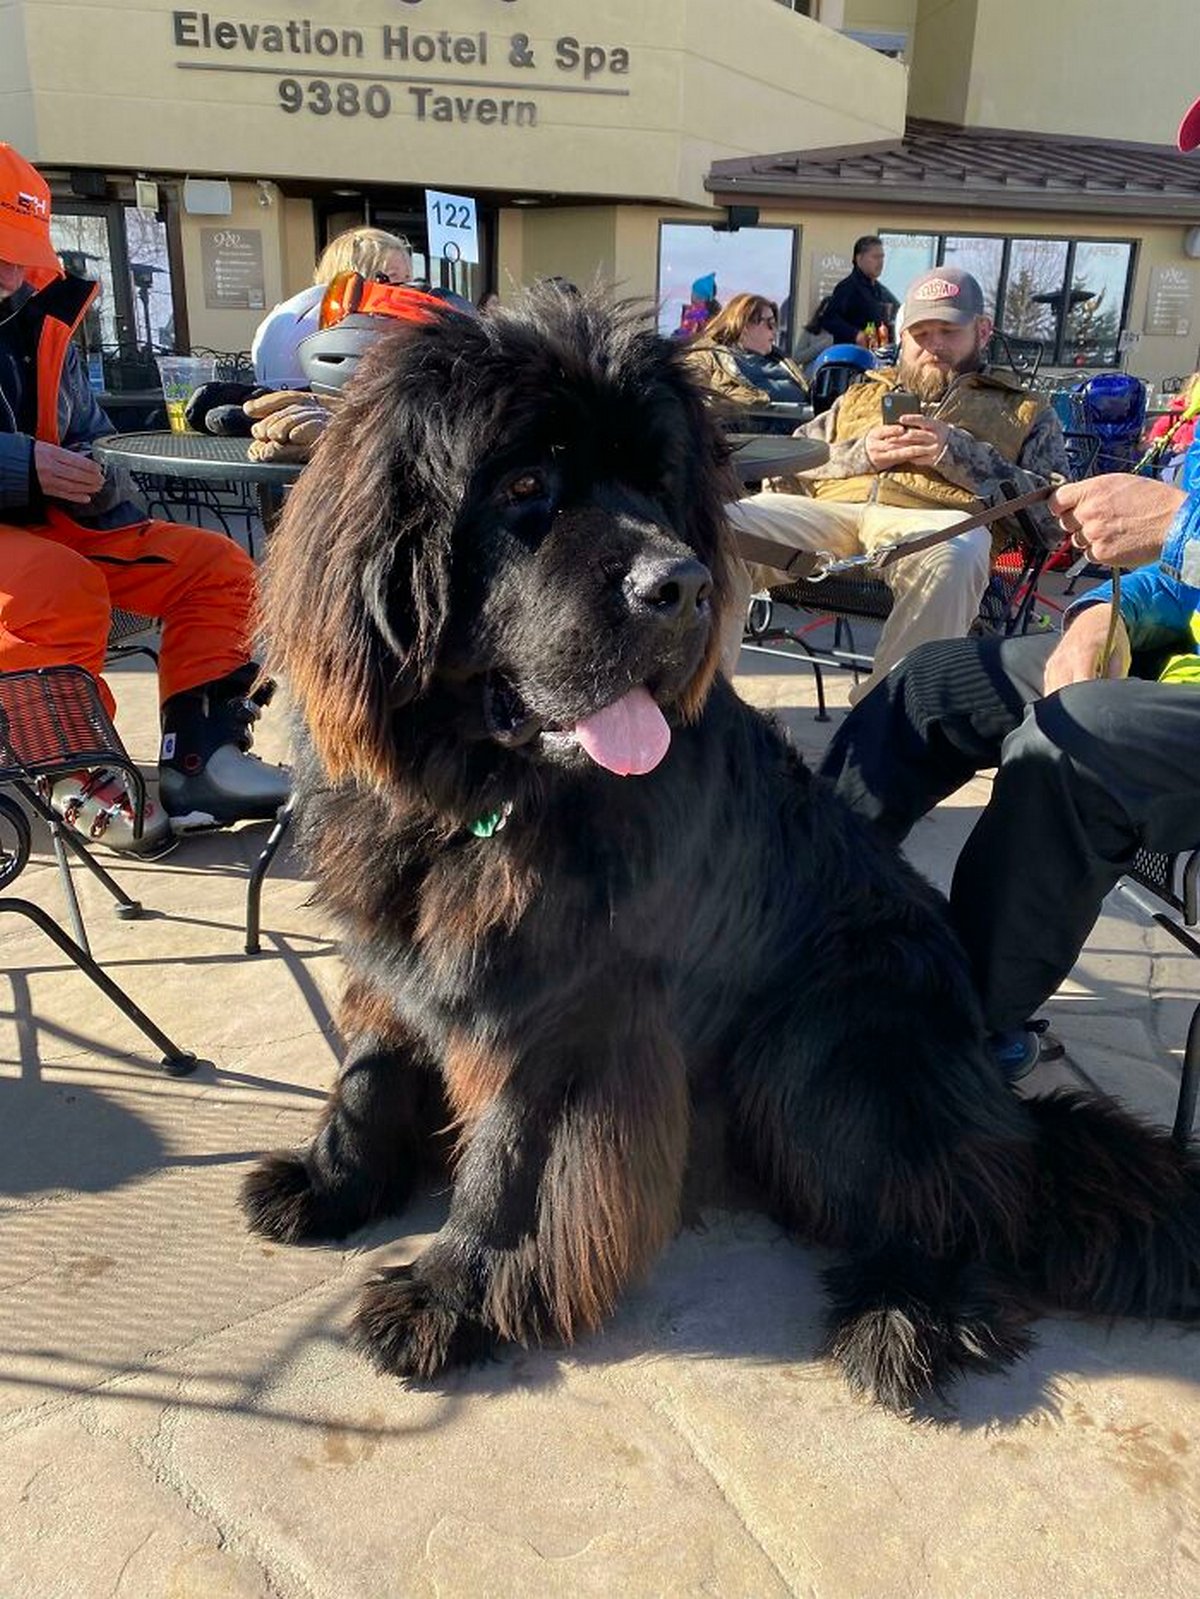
top-left (325, 706), bottom-right (847, 1070)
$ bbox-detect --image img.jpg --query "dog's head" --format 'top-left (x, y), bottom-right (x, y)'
top-left (264, 289), bottom-right (738, 816)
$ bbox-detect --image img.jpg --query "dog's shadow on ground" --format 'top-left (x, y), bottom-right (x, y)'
top-left (341, 1114), bottom-right (1200, 1432)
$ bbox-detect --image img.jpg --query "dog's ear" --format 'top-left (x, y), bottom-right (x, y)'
top-left (261, 329), bottom-right (459, 789)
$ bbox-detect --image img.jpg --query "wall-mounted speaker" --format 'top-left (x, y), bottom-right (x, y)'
top-left (69, 169), bottom-right (108, 200)
top-left (713, 205), bottom-right (760, 233)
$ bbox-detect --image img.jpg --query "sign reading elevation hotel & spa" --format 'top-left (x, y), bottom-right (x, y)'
top-left (170, 8), bottom-right (632, 127)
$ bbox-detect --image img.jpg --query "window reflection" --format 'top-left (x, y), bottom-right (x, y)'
top-left (942, 236), bottom-right (1003, 317)
top-left (877, 232), bottom-right (937, 305)
top-left (1063, 240), bottom-right (1133, 367)
top-left (874, 229), bottom-right (1135, 367)
top-left (1000, 238), bottom-right (1071, 346)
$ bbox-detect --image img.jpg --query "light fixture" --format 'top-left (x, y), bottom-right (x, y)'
top-left (1184, 226), bottom-right (1200, 260)
top-left (511, 197), bottom-right (540, 207)
top-left (255, 179), bottom-right (275, 209)
top-left (332, 187), bottom-right (360, 198)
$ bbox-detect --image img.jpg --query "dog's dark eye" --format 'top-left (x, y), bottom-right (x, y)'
top-left (507, 473), bottom-right (544, 502)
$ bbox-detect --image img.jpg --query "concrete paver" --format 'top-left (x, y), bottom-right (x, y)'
top-left (3, 635), bottom-right (1199, 1599)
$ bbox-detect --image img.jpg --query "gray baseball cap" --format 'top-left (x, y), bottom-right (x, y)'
top-left (902, 266), bottom-right (985, 328)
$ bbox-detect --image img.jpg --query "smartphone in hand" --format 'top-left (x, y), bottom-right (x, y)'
top-left (880, 390), bottom-right (922, 427)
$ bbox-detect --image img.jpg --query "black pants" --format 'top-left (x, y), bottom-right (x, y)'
top-left (819, 633), bottom-right (1200, 1032)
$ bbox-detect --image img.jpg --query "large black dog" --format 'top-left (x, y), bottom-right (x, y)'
top-left (243, 291), bottom-right (1200, 1411)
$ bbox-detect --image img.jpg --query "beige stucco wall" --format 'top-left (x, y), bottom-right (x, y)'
top-left (0, 0), bottom-right (904, 208)
top-left (842, 0), bottom-right (918, 42)
top-left (0, 0), bottom-right (36, 150)
top-left (176, 182), bottom-right (286, 353)
top-left (910, 0), bottom-right (1199, 144)
top-left (907, 0), bottom-right (977, 127)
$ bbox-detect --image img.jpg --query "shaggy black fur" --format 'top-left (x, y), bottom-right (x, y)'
top-left (242, 289), bottom-right (1200, 1412)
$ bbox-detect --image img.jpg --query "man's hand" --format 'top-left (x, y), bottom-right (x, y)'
top-left (34, 442), bottom-right (104, 504)
top-left (1043, 603), bottom-right (1131, 695)
top-left (864, 415), bottom-right (952, 471)
top-left (1047, 474), bottom-right (1186, 567)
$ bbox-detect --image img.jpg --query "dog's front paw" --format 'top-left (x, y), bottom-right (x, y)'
top-left (352, 1263), bottom-right (494, 1378)
top-left (240, 1151), bottom-right (353, 1244)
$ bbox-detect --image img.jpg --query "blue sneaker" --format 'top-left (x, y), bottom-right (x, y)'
top-left (986, 1026), bottom-right (1041, 1084)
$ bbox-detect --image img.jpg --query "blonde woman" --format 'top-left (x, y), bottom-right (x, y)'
top-left (682, 293), bottom-right (808, 430)
top-left (252, 225), bottom-right (413, 388)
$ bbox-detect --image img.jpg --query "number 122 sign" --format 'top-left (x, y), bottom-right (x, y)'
top-left (425, 189), bottom-right (479, 264)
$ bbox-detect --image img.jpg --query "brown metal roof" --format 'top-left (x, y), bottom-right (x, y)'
top-left (707, 119), bottom-right (1200, 219)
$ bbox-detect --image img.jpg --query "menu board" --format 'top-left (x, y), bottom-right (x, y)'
top-left (200, 227), bottom-right (266, 311)
top-left (813, 251), bottom-right (851, 303)
top-left (1144, 265), bottom-right (1193, 337)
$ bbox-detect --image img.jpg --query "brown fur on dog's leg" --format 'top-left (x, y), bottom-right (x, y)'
top-left (241, 995), bottom-right (448, 1244)
top-left (352, 1010), bottom-right (691, 1373)
top-left (528, 1025), bottom-right (690, 1343)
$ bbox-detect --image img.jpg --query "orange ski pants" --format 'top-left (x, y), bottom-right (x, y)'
top-left (0, 509), bottom-right (258, 717)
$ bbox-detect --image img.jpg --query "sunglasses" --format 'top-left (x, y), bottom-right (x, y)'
top-left (318, 270), bottom-right (447, 330)
top-left (751, 311), bottom-right (778, 328)
top-left (373, 270), bottom-right (409, 285)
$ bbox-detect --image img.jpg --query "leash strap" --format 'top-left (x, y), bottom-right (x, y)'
top-left (806, 483), bottom-right (1056, 582)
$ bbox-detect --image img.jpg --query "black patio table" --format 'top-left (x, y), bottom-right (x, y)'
top-left (97, 390), bottom-right (168, 432)
top-left (92, 431), bottom-right (303, 550)
top-left (727, 432), bottom-right (828, 485)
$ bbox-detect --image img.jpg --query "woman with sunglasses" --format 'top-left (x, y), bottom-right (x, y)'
top-left (682, 293), bottom-right (808, 433)
top-left (251, 225), bottom-right (413, 390)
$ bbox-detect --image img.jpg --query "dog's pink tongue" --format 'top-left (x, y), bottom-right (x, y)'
top-left (574, 687), bottom-right (670, 776)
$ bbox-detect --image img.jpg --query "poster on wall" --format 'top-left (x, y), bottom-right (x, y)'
top-left (657, 223), bottom-right (799, 344)
top-left (812, 251), bottom-right (851, 304)
top-left (1145, 265), bottom-right (1194, 338)
top-left (200, 228), bottom-right (266, 311)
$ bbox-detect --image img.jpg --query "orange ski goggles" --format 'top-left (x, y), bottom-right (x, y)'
top-left (319, 270), bottom-right (449, 331)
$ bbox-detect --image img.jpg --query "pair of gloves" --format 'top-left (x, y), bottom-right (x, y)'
top-left (184, 380), bottom-right (337, 463)
top-left (243, 390), bottom-right (338, 463)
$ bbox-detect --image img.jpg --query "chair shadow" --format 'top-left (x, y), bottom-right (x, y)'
top-left (0, 1071), bottom-right (169, 1197)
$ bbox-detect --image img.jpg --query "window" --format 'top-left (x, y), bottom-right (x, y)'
top-left (942, 235), bottom-right (1004, 318)
top-left (878, 230), bottom-right (1136, 368)
top-left (657, 222), bottom-right (800, 345)
top-left (51, 202), bottom-right (179, 361)
top-left (875, 233), bottom-right (936, 306)
top-left (1064, 240), bottom-right (1134, 368)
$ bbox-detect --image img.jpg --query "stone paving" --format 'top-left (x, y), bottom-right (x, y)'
top-left (2, 627), bottom-right (1198, 1599)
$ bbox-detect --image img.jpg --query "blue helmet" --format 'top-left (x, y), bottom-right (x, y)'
top-left (807, 342), bottom-right (877, 380)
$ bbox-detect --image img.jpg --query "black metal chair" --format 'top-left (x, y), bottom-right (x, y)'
top-left (244, 795), bottom-right (296, 955)
top-left (106, 607), bottom-right (160, 669)
top-left (1117, 847), bottom-right (1200, 1147)
top-left (986, 330), bottom-right (1045, 384)
top-left (0, 666), bottom-right (196, 1074)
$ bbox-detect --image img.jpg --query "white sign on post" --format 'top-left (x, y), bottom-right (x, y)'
top-left (425, 189), bottom-right (479, 265)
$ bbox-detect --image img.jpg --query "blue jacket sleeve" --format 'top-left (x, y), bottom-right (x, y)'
top-left (57, 345), bottom-right (136, 516)
top-left (1070, 561), bottom-right (1200, 655)
top-left (0, 431), bottom-right (34, 510)
top-left (1159, 487), bottom-right (1200, 587)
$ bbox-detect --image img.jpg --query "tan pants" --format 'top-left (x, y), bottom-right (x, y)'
top-left (724, 494), bottom-right (993, 703)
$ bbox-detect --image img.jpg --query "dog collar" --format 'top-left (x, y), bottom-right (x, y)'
top-left (468, 801), bottom-right (513, 838)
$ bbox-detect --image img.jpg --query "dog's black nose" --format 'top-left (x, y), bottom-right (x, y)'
top-left (625, 556), bottom-right (712, 622)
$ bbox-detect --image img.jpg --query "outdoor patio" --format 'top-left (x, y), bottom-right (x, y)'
top-left (3, 628), bottom-right (1199, 1599)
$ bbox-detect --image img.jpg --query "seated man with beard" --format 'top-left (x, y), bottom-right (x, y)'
top-left (725, 268), bottom-right (1070, 701)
